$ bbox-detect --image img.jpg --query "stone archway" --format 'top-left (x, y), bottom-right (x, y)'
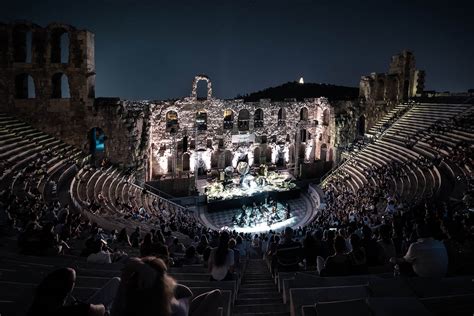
top-left (191, 75), bottom-right (212, 100)
top-left (357, 115), bottom-right (365, 136)
top-left (320, 143), bottom-right (327, 161)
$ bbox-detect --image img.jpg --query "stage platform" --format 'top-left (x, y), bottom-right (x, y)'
top-left (206, 188), bottom-right (300, 212)
top-left (201, 193), bottom-right (314, 233)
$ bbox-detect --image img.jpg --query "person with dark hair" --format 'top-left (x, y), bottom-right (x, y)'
top-left (39, 222), bottom-right (66, 256)
top-left (182, 246), bottom-right (201, 265)
top-left (87, 239), bottom-right (112, 264)
top-left (169, 237), bottom-right (186, 255)
top-left (303, 231), bottom-right (319, 267)
top-left (228, 238), bottom-right (240, 269)
top-left (272, 227), bottom-right (302, 274)
top-left (348, 234), bottom-right (368, 275)
top-left (196, 235), bottom-right (209, 255)
top-left (319, 235), bottom-right (351, 276)
top-left (111, 257), bottom-right (222, 316)
top-left (116, 228), bottom-right (132, 247)
top-left (140, 233), bottom-right (155, 257)
top-left (154, 229), bottom-right (166, 246)
top-left (130, 227), bottom-right (141, 248)
top-left (208, 231), bottom-right (234, 281)
top-left (390, 222), bottom-right (448, 277)
top-left (361, 225), bottom-right (380, 266)
top-left (377, 224), bottom-right (396, 265)
top-left (235, 235), bottom-right (247, 258)
top-left (27, 268), bottom-right (106, 316)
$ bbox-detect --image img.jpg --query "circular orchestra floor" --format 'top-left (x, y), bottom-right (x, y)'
top-left (199, 194), bottom-right (314, 233)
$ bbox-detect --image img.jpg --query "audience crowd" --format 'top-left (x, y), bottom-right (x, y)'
top-left (0, 104), bottom-right (473, 315)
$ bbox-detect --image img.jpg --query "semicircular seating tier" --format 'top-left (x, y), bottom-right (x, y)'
top-left (321, 103), bottom-right (473, 204)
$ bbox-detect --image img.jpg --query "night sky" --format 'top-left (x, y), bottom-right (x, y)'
top-left (2, 0), bottom-right (473, 100)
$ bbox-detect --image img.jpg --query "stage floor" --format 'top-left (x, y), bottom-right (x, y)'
top-left (200, 194), bottom-right (313, 233)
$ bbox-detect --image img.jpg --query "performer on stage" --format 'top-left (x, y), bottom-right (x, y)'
top-left (285, 202), bottom-right (291, 219)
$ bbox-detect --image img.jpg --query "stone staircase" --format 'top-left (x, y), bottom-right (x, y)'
top-left (233, 259), bottom-right (289, 316)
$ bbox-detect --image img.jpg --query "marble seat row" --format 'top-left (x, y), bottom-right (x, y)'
top-left (323, 103), bottom-right (472, 205)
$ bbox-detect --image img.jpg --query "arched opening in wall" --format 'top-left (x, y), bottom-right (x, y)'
top-left (197, 155), bottom-right (207, 176)
top-left (14, 74), bottom-right (35, 99)
top-left (300, 129), bottom-right (307, 143)
top-left (166, 111), bottom-right (178, 133)
top-left (253, 147), bottom-right (261, 165)
top-left (403, 80), bottom-right (409, 100)
top-left (223, 109), bottom-right (233, 130)
top-left (300, 107), bottom-right (308, 121)
top-left (328, 148), bottom-right (333, 162)
top-left (356, 115), bottom-right (365, 136)
top-left (196, 110), bottom-right (207, 131)
top-left (276, 147), bottom-right (285, 167)
top-left (182, 136), bottom-right (188, 152)
top-left (265, 147), bottom-right (272, 163)
top-left (322, 109), bottom-right (330, 126)
top-left (377, 79), bottom-right (385, 101)
top-left (167, 156), bottom-right (173, 173)
top-left (51, 29), bottom-right (69, 64)
top-left (182, 153), bottom-right (190, 171)
top-left (51, 73), bottom-right (70, 98)
top-left (289, 144), bottom-right (295, 164)
top-left (12, 26), bottom-right (32, 63)
top-left (278, 108), bottom-right (286, 126)
top-left (238, 109), bottom-right (250, 131)
top-left (254, 108), bottom-right (264, 128)
top-left (211, 151), bottom-right (218, 168)
top-left (387, 77), bottom-right (399, 100)
top-left (224, 150), bottom-right (233, 167)
top-left (196, 80), bottom-right (208, 100)
top-left (207, 139), bottom-right (213, 149)
top-left (299, 144), bottom-right (306, 160)
top-left (320, 143), bottom-right (327, 161)
top-left (88, 128), bottom-right (106, 165)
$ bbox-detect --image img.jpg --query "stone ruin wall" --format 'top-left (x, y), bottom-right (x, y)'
top-left (1, 22), bottom-right (422, 182)
top-left (0, 22), bottom-right (151, 178)
top-left (358, 50), bottom-right (425, 130)
top-left (149, 76), bottom-right (338, 179)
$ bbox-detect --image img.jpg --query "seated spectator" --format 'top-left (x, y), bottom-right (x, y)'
top-left (348, 234), bottom-right (368, 275)
top-left (140, 233), bottom-right (155, 257)
top-left (27, 268), bottom-right (106, 316)
top-left (182, 246), bottom-right (201, 265)
top-left (169, 237), bottom-right (186, 255)
top-left (111, 257), bottom-right (222, 316)
top-left (377, 224), bottom-right (396, 266)
top-left (318, 235), bottom-right (351, 276)
top-left (303, 231), bottom-right (319, 267)
top-left (87, 239), bottom-right (112, 264)
top-left (272, 227), bottom-right (302, 274)
top-left (208, 231), bottom-right (234, 281)
top-left (18, 222), bottom-right (42, 255)
top-left (361, 225), bottom-right (381, 266)
top-left (39, 222), bottom-right (69, 256)
top-left (228, 238), bottom-right (240, 269)
top-left (235, 235), bottom-right (247, 258)
top-left (390, 222), bottom-right (448, 277)
top-left (130, 227), bottom-right (141, 248)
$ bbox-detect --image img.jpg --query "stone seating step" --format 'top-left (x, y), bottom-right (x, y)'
top-left (233, 302), bottom-right (290, 314)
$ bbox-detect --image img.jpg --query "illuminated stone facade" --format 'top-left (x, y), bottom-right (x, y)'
top-left (0, 21), bottom-right (423, 183)
top-left (149, 75), bottom-right (336, 179)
